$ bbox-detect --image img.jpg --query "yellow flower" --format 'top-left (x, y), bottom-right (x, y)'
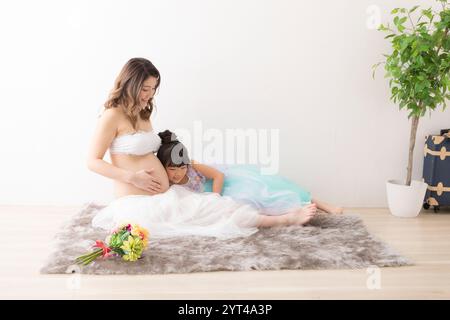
top-left (120, 235), bottom-right (144, 262)
top-left (131, 224), bottom-right (149, 248)
top-left (123, 251), bottom-right (139, 262)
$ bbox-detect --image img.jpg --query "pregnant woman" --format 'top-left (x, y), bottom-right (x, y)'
top-left (87, 58), bottom-right (317, 240)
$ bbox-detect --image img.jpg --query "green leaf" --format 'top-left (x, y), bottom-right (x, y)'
top-left (422, 9), bottom-right (433, 20)
top-left (415, 82), bottom-right (424, 92)
top-left (399, 38), bottom-right (411, 51)
top-left (399, 100), bottom-right (407, 109)
top-left (418, 44), bottom-right (429, 52)
top-left (377, 24), bottom-right (387, 31)
top-left (409, 5), bottom-right (420, 14)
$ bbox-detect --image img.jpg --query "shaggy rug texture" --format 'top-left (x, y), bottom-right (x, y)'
top-left (40, 203), bottom-right (411, 275)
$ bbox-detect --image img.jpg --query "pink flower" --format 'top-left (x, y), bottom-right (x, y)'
top-left (93, 240), bottom-right (112, 258)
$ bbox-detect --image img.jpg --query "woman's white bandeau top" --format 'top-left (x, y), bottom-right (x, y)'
top-left (109, 130), bottom-right (161, 156)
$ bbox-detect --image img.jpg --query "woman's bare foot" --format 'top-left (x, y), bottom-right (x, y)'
top-left (285, 204), bottom-right (317, 225)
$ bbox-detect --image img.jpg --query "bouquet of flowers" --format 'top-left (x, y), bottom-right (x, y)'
top-left (76, 224), bottom-right (149, 265)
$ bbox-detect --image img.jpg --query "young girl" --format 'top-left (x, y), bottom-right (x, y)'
top-left (157, 130), bottom-right (344, 216)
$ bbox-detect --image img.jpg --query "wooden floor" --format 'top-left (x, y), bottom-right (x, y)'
top-left (1, 205), bottom-right (449, 300)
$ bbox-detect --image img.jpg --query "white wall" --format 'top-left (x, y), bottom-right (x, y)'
top-left (0, 0), bottom-right (448, 206)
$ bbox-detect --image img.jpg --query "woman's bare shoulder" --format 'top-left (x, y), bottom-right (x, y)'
top-left (100, 106), bottom-right (125, 118)
top-left (96, 107), bottom-right (126, 133)
top-left (100, 107), bottom-right (129, 124)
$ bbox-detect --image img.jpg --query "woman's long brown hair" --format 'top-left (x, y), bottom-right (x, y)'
top-left (104, 58), bottom-right (160, 130)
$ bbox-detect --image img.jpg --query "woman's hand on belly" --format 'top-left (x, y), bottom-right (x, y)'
top-left (111, 153), bottom-right (170, 196)
top-left (128, 168), bottom-right (164, 194)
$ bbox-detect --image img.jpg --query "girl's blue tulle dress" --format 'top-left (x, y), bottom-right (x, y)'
top-left (184, 163), bottom-right (312, 215)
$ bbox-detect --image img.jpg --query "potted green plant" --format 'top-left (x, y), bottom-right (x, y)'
top-left (373, 0), bottom-right (449, 217)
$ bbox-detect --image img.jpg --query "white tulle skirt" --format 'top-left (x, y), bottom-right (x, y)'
top-left (92, 185), bottom-right (262, 239)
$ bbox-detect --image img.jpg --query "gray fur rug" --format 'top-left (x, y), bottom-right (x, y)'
top-left (40, 203), bottom-right (411, 275)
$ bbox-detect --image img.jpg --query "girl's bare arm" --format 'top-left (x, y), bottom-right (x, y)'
top-left (191, 160), bottom-right (225, 194)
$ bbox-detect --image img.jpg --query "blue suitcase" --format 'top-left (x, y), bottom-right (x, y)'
top-left (422, 130), bottom-right (450, 212)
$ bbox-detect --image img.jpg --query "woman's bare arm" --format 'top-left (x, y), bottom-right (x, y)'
top-left (86, 108), bottom-right (161, 193)
top-left (86, 108), bottom-right (134, 183)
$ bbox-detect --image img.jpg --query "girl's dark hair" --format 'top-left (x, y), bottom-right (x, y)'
top-left (157, 130), bottom-right (191, 167)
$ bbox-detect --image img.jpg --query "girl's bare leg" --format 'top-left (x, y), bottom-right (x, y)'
top-left (257, 204), bottom-right (317, 227)
top-left (311, 198), bottom-right (344, 214)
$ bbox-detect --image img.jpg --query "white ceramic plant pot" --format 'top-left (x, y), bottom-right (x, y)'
top-left (386, 179), bottom-right (428, 218)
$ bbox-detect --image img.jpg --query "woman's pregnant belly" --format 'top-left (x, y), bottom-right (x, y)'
top-left (110, 152), bottom-right (170, 198)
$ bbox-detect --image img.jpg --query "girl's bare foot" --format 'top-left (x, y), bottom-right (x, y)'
top-left (299, 203), bottom-right (317, 216)
top-left (323, 205), bottom-right (344, 214)
top-left (311, 198), bottom-right (344, 214)
top-left (331, 207), bottom-right (344, 214)
top-left (319, 203), bottom-right (344, 214)
top-left (285, 204), bottom-right (317, 225)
